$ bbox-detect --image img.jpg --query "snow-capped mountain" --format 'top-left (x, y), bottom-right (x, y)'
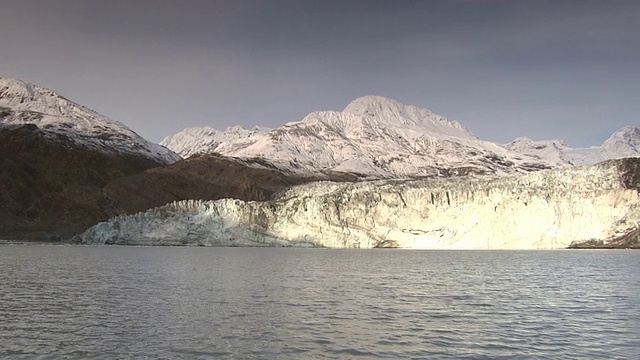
top-left (505, 126), bottom-right (640, 166)
top-left (0, 77), bottom-right (180, 165)
top-left (162, 96), bottom-right (553, 178)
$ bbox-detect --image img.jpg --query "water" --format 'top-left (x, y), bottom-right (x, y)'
top-left (0, 246), bottom-right (638, 359)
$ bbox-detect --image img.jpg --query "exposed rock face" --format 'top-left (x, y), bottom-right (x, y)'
top-left (0, 125), bottom-right (166, 240)
top-left (74, 158), bottom-right (640, 249)
top-left (568, 228), bottom-right (639, 249)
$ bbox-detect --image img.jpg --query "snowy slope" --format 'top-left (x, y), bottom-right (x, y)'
top-left (161, 125), bottom-right (270, 158)
top-left (74, 158), bottom-right (640, 249)
top-left (0, 77), bottom-right (180, 165)
top-left (162, 96), bottom-right (552, 178)
top-left (505, 126), bottom-right (640, 166)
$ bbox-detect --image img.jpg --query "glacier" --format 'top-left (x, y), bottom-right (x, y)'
top-left (74, 158), bottom-right (640, 249)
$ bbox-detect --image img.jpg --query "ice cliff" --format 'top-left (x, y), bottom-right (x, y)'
top-left (74, 158), bottom-right (640, 249)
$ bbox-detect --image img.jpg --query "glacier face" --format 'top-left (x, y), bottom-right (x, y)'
top-left (161, 96), bottom-right (554, 178)
top-left (75, 158), bottom-right (640, 249)
top-left (0, 77), bottom-right (180, 165)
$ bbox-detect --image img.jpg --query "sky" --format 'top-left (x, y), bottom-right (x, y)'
top-left (0, 0), bottom-right (638, 147)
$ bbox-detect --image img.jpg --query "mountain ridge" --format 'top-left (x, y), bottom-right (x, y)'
top-left (162, 95), bottom-right (556, 178)
top-left (505, 126), bottom-right (640, 166)
top-left (0, 77), bottom-right (180, 165)
top-left (163, 95), bottom-right (638, 178)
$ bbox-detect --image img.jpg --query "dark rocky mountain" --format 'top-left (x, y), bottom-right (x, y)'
top-left (0, 77), bottom-right (179, 240)
top-left (0, 124), bottom-right (166, 240)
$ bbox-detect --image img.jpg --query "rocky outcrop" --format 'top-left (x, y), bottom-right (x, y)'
top-left (74, 158), bottom-right (640, 249)
top-left (568, 228), bottom-right (639, 249)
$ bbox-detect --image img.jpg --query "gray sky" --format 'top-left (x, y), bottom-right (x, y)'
top-left (1, 0), bottom-right (638, 147)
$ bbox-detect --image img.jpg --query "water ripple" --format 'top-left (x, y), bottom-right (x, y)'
top-left (0, 246), bottom-right (638, 359)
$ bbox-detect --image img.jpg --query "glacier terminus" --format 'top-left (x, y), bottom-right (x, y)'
top-left (75, 158), bottom-right (640, 249)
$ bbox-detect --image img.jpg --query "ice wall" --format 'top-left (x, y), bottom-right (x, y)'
top-left (75, 159), bottom-right (640, 249)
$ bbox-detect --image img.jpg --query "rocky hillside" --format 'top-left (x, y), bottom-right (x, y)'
top-left (0, 124), bottom-right (166, 240)
top-left (101, 153), bottom-right (351, 216)
top-left (0, 77), bottom-right (185, 240)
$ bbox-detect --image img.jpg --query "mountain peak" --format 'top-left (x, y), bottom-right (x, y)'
top-left (1, 76), bottom-right (180, 165)
top-left (340, 95), bottom-right (474, 139)
top-left (0, 77), bottom-right (38, 104)
top-left (609, 126), bottom-right (640, 139)
top-left (343, 95), bottom-right (407, 115)
top-left (0, 76), bottom-right (99, 120)
top-left (602, 126), bottom-right (640, 153)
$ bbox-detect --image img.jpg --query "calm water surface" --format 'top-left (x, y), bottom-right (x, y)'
top-left (0, 245), bottom-right (638, 359)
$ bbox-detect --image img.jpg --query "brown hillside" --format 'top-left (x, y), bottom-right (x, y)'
top-left (101, 153), bottom-right (353, 215)
top-left (0, 125), bottom-right (166, 240)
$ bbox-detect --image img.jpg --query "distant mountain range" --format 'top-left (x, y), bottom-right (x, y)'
top-left (162, 96), bottom-right (639, 178)
top-left (505, 126), bottom-right (640, 166)
top-left (1, 76), bottom-right (638, 245)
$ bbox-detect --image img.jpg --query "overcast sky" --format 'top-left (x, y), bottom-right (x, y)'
top-left (1, 0), bottom-right (638, 146)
